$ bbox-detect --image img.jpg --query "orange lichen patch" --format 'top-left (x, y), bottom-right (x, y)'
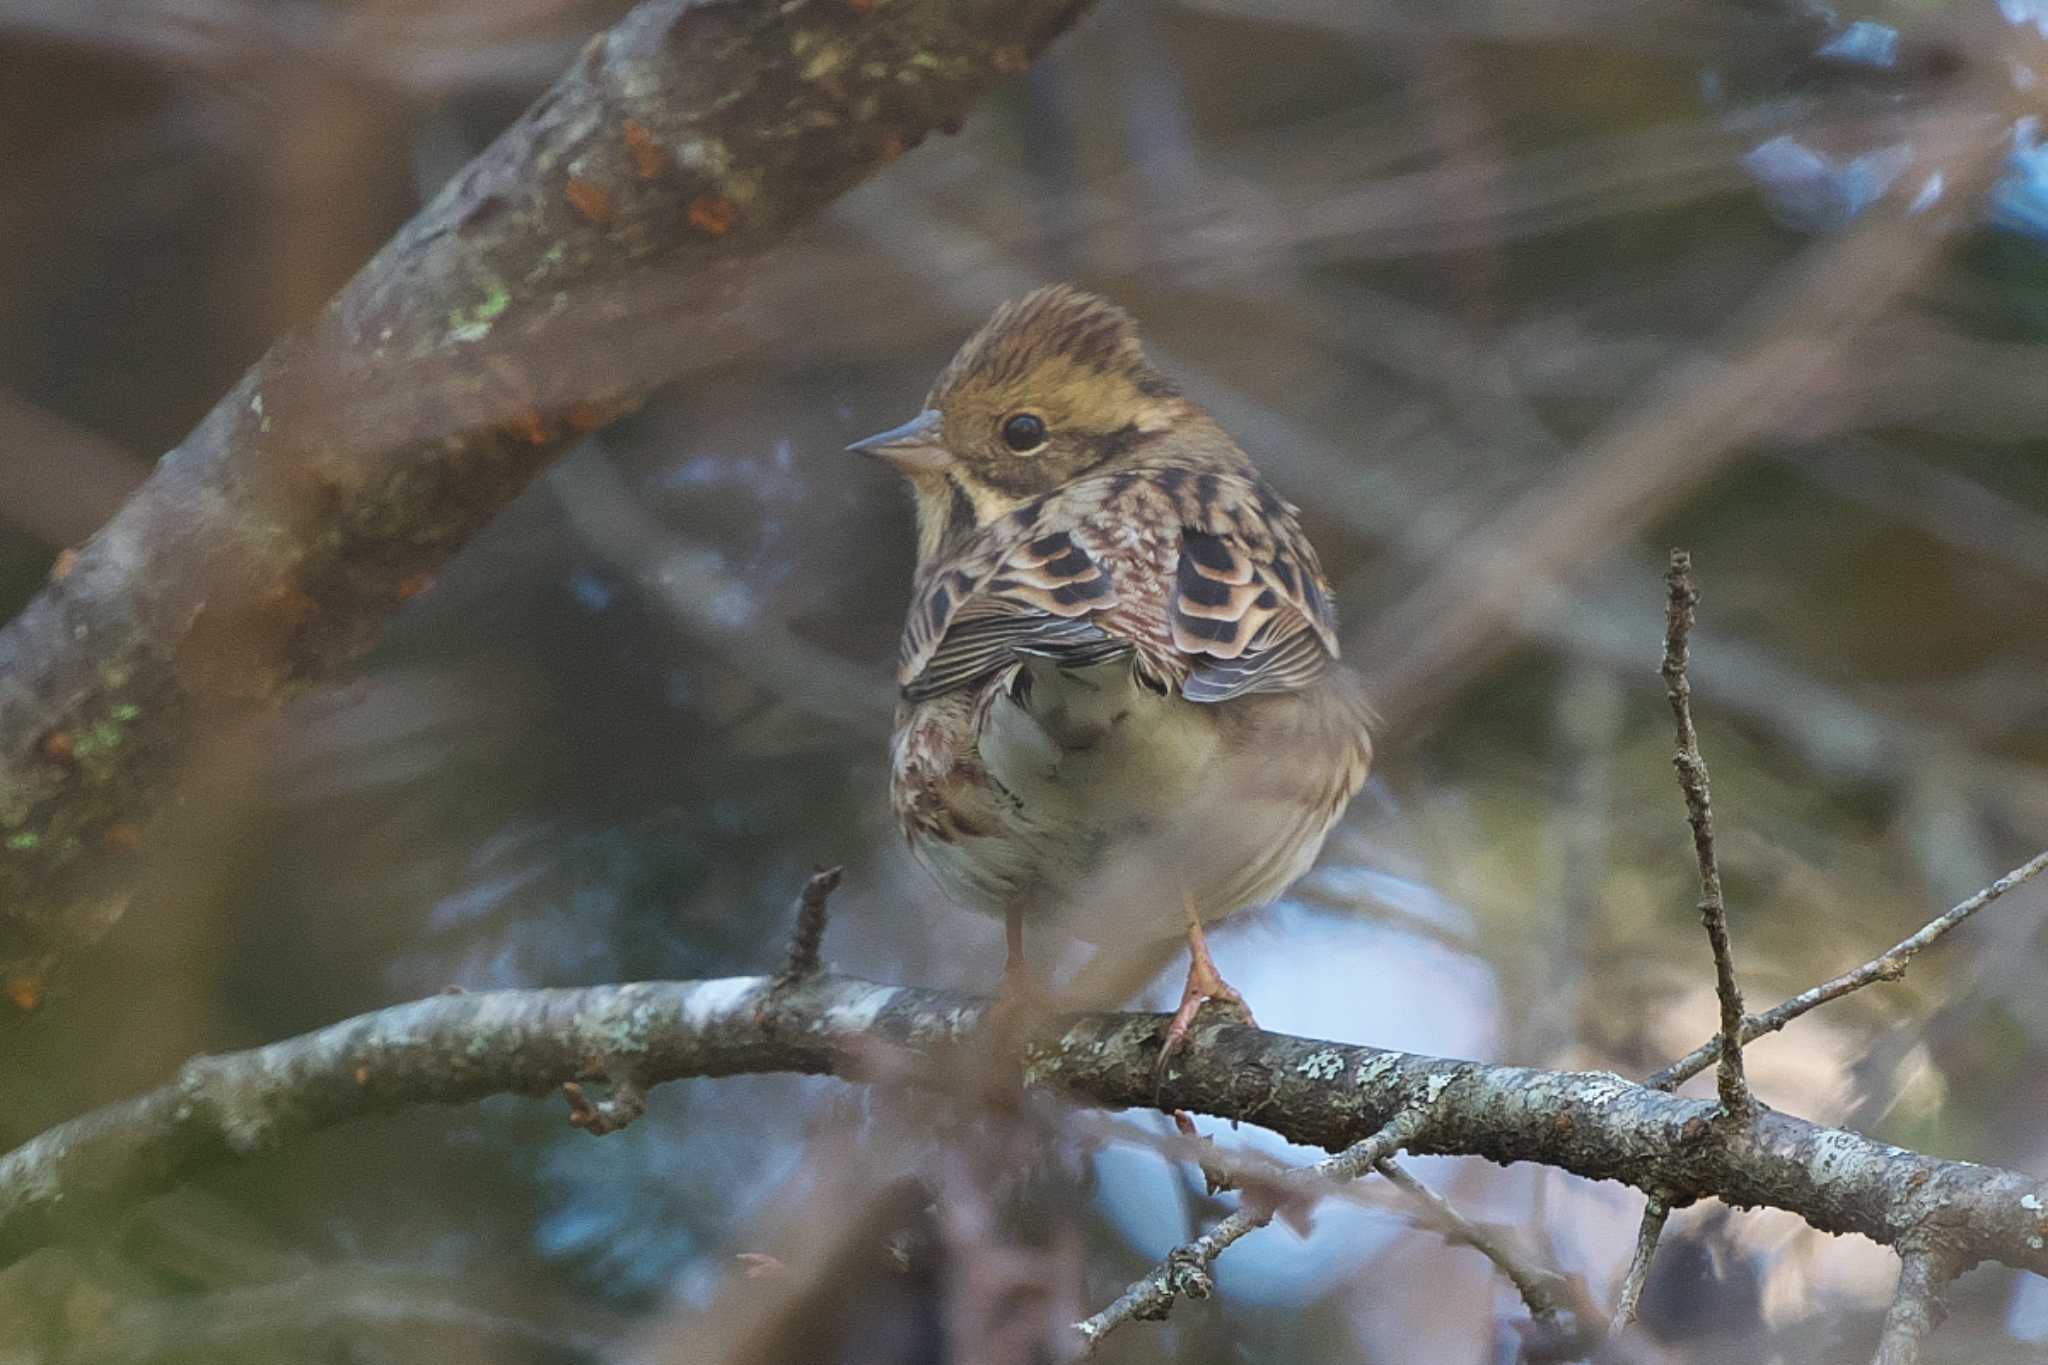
top-left (354, 1065), bottom-right (371, 1086)
top-left (41, 731), bottom-right (75, 764)
top-left (105, 822), bottom-right (143, 852)
top-left (565, 401), bottom-right (606, 432)
top-left (394, 573), bottom-right (437, 602)
top-left (846, 0), bottom-right (875, 13)
top-left (623, 119), bottom-right (666, 180)
top-left (876, 130), bottom-right (907, 163)
top-left (49, 548), bottom-right (79, 581)
top-left (566, 176), bottom-right (615, 225)
top-left (686, 194), bottom-right (739, 237)
top-left (991, 45), bottom-right (1029, 74)
top-left (7, 975), bottom-right (43, 1012)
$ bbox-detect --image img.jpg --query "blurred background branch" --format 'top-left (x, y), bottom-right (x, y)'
top-left (0, 0), bottom-right (1090, 1009)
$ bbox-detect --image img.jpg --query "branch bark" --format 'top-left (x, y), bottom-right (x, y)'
top-left (4, 973), bottom-right (2047, 1290)
top-left (0, 0), bottom-right (1091, 1007)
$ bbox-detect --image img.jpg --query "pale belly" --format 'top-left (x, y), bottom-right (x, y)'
top-left (896, 658), bottom-right (1362, 944)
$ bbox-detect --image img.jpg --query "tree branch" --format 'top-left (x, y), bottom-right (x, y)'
top-left (1660, 549), bottom-right (1751, 1117)
top-left (4, 972), bottom-right (2047, 1291)
top-left (1871, 1244), bottom-right (1957, 1365)
top-left (1073, 1110), bottom-right (1428, 1352)
top-left (1645, 847), bottom-right (2048, 1091)
top-left (1609, 1196), bottom-right (1668, 1335)
top-left (0, 0), bottom-right (1092, 1008)
top-left (1372, 1158), bottom-right (1595, 1351)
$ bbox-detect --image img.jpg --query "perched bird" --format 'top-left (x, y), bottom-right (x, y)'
top-left (851, 286), bottom-right (1372, 1053)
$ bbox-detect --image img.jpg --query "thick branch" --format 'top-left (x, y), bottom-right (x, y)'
top-left (0, 0), bottom-right (1090, 1005)
top-left (3, 974), bottom-right (2047, 1287)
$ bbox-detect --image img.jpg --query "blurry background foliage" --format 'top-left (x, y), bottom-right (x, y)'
top-left (2, 0), bottom-right (2048, 1361)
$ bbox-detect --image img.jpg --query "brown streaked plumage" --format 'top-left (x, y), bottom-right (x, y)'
top-left (851, 285), bottom-right (1373, 1052)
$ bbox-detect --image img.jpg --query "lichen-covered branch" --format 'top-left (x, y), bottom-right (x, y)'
top-left (3, 972), bottom-right (2047, 1291)
top-left (0, 0), bottom-right (1092, 1007)
top-left (1871, 1244), bottom-right (1958, 1365)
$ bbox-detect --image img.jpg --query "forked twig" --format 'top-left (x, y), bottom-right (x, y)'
top-left (1072, 1109), bottom-right (1429, 1352)
top-left (1647, 847), bottom-right (2048, 1091)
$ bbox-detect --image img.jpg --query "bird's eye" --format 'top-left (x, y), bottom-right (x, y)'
top-left (1000, 412), bottom-right (1048, 453)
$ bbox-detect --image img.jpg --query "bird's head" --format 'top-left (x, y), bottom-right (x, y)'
top-left (851, 286), bottom-right (1193, 565)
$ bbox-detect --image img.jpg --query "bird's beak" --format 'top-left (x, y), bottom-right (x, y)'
top-left (847, 409), bottom-right (952, 473)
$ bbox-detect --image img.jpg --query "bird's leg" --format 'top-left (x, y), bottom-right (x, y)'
top-left (1006, 904), bottom-right (1028, 990)
top-left (1159, 893), bottom-right (1255, 1068)
top-left (988, 905), bottom-right (1051, 1054)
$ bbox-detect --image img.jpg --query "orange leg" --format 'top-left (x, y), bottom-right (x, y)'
top-left (1159, 894), bottom-right (1255, 1066)
top-left (989, 905), bottom-right (1050, 1050)
top-left (1006, 904), bottom-right (1028, 986)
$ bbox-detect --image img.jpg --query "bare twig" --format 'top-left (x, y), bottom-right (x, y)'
top-left (1871, 1244), bottom-right (1957, 1365)
top-left (1647, 847), bottom-right (2048, 1091)
top-left (779, 866), bottom-right (845, 981)
top-left (1072, 1109), bottom-right (1429, 1352)
top-left (1610, 1196), bottom-right (1670, 1334)
top-left (1661, 550), bottom-right (1751, 1117)
top-left (1373, 1158), bottom-right (1594, 1348)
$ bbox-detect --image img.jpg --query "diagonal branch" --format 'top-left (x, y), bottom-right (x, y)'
top-left (1372, 1158), bottom-right (1597, 1351)
top-left (1660, 549), bottom-right (1751, 1116)
top-left (1646, 847), bottom-right (2048, 1091)
top-left (0, 0), bottom-right (1093, 1010)
top-left (1071, 1110), bottom-right (1428, 1352)
top-left (1871, 1244), bottom-right (1958, 1365)
top-left (4, 972), bottom-right (2048, 1290)
top-left (1609, 1196), bottom-right (1669, 1335)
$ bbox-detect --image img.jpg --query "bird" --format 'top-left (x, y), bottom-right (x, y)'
top-left (850, 285), bottom-right (1373, 1057)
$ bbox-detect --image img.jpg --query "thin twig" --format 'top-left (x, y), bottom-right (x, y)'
top-left (779, 866), bottom-right (845, 981)
top-left (1610, 1196), bottom-right (1670, 1334)
top-left (1871, 1244), bottom-right (1956, 1365)
top-left (1072, 1109), bottom-right (1429, 1352)
top-left (1373, 1158), bottom-right (1594, 1347)
top-left (1647, 847), bottom-right (2048, 1091)
top-left (1661, 549), bottom-right (1751, 1117)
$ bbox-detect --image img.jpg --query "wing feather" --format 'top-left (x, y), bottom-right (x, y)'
top-left (895, 469), bottom-right (1340, 706)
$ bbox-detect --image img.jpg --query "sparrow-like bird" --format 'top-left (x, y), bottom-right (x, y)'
top-left (852, 286), bottom-right (1372, 1053)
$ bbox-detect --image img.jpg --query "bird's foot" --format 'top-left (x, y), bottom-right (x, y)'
top-left (1156, 920), bottom-right (1256, 1082)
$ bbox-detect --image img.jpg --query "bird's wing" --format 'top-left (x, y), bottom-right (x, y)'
top-left (896, 470), bottom-right (1341, 705)
top-left (1163, 472), bottom-right (1340, 704)
top-left (897, 524), bottom-right (1123, 702)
